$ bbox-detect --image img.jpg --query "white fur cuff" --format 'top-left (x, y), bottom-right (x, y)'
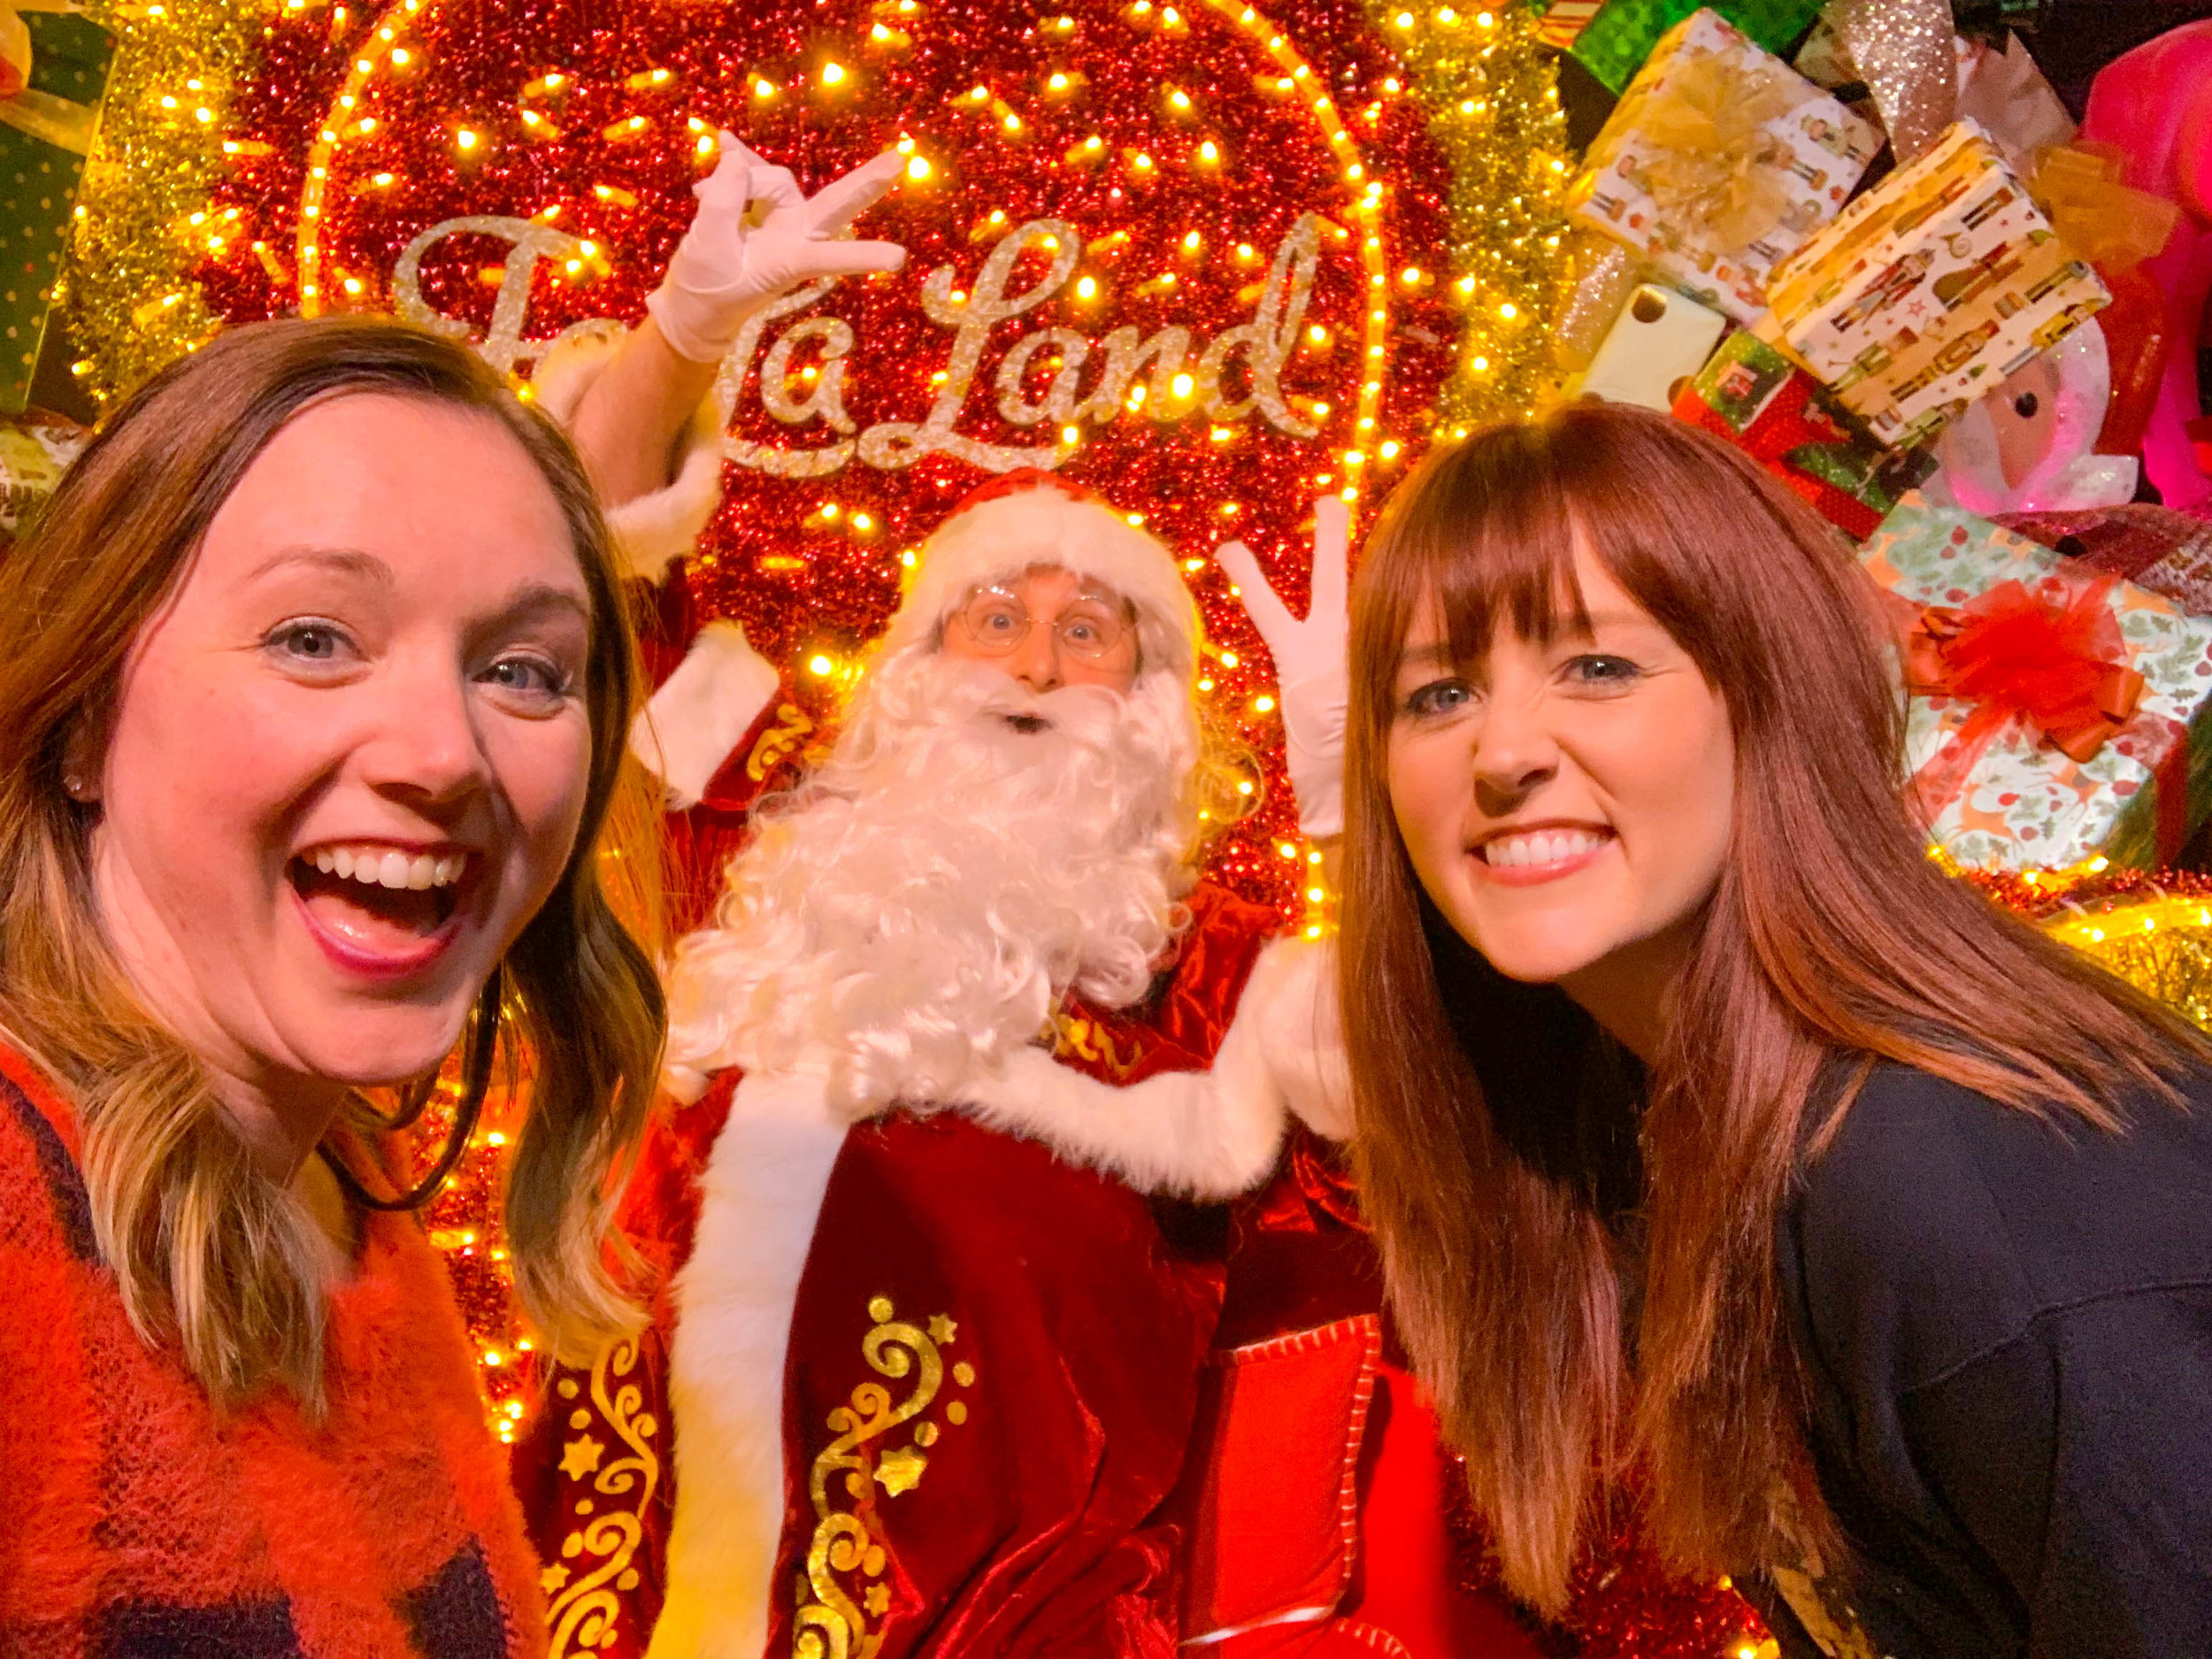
top-left (629, 620), bottom-right (783, 810)
top-left (530, 323), bottom-right (728, 584)
top-left (956, 935), bottom-right (1351, 1196)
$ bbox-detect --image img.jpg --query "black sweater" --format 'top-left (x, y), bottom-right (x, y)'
top-left (1761, 1063), bottom-right (2212, 1658)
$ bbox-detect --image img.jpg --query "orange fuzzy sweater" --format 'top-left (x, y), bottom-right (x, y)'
top-left (0, 1045), bottom-right (549, 1658)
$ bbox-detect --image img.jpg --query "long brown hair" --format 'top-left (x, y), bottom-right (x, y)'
top-left (0, 317), bottom-right (664, 1411)
top-left (1340, 403), bottom-right (2208, 1609)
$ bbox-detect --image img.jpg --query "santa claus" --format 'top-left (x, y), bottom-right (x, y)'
top-left (510, 135), bottom-right (1676, 1659)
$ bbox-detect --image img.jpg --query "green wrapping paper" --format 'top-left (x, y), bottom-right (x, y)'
top-left (0, 9), bottom-right (111, 414)
top-left (1569, 0), bottom-right (1824, 92)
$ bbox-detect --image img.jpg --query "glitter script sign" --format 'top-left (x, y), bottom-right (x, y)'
top-left (391, 211), bottom-right (1325, 477)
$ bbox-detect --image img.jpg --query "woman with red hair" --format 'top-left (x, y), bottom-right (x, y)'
top-left (1339, 402), bottom-right (2212, 1656)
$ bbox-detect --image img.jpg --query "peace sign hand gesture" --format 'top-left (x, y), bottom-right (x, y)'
top-left (646, 134), bottom-right (909, 365)
top-left (1215, 496), bottom-right (1351, 840)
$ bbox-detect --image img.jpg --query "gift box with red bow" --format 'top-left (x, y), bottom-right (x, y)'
top-left (1858, 495), bottom-right (2212, 871)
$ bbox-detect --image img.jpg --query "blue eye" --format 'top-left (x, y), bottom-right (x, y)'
top-left (266, 619), bottom-right (353, 664)
top-left (1403, 679), bottom-right (1473, 718)
top-left (482, 655), bottom-right (571, 699)
top-left (1564, 655), bottom-right (1640, 687)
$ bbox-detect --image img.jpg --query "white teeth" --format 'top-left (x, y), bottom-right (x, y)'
top-left (1483, 829), bottom-right (1604, 868)
top-left (299, 844), bottom-right (467, 891)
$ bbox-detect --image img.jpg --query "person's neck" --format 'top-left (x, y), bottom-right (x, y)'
top-left (94, 852), bottom-right (347, 1186)
top-left (204, 1061), bottom-right (350, 1186)
top-left (1557, 921), bottom-right (1699, 1069)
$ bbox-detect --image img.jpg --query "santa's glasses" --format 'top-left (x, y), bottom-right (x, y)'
top-left (953, 585), bottom-right (1134, 661)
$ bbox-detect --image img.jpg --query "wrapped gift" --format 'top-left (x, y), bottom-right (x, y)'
top-left (1569, 0), bottom-right (1824, 95)
top-left (0, 406), bottom-right (86, 536)
top-left (1858, 495), bottom-right (2212, 871)
top-left (0, 6), bottom-right (111, 414)
top-left (1576, 283), bottom-right (1727, 409)
top-left (1767, 120), bottom-right (2112, 451)
top-left (1998, 505), bottom-right (2212, 618)
top-left (1535, 0), bottom-right (1606, 51)
top-left (1566, 10), bottom-right (1881, 323)
top-left (1672, 330), bottom-right (1932, 537)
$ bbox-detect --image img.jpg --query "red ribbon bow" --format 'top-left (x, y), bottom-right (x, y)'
top-left (1903, 574), bottom-right (2143, 766)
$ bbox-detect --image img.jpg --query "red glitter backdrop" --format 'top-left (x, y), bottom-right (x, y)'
top-left (204, 0), bottom-right (1468, 918)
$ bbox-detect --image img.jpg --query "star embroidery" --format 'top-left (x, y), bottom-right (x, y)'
top-left (876, 1444), bottom-right (928, 1495)
top-left (559, 1434), bottom-right (605, 1482)
top-left (865, 1584), bottom-right (891, 1617)
top-left (540, 1563), bottom-right (572, 1595)
top-left (927, 1313), bottom-right (957, 1347)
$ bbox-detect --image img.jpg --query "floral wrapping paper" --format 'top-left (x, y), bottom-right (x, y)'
top-left (1767, 119), bottom-right (2110, 450)
top-left (1566, 8), bottom-right (1880, 322)
top-left (1859, 495), bottom-right (2212, 871)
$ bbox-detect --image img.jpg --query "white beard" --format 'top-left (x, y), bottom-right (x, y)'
top-left (662, 649), bottom-right (1201, 1113)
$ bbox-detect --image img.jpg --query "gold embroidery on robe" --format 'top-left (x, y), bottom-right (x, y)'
top-left (546, 1335), bottom-right (663, 1657)
top-left (792, 1297), bottom-right (977, 1658)
top-left (1049, 1007), bottom-right (1134, 1078)
top-left (747, 703), bottom-right (815, 783)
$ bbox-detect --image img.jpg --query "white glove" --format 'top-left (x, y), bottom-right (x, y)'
top-left (1216, 497), bottom-right (1350, 840)
top-left (644, 135), bottom-right (907, 365)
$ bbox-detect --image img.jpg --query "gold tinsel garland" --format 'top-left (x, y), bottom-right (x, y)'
top-left (1964, 861), bottom-right (2212, 1033)
top-left (63, 0), bottom-right (265, 405)
top-left (1361, 0), bottom-right (1571, 435)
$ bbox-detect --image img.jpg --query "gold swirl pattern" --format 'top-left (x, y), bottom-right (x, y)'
top-left (792, 1298), bottom-right (976, 1659)
top-left (1049, 1008), bottom-right (1133, 1078)
top-left (546, 1334), bottom-right (664, 1658)
top-left (745, 703), bottom-right (816, 783)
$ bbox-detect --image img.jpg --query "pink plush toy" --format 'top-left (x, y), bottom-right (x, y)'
top-left (2079, 20), bottom-right (2212, 512)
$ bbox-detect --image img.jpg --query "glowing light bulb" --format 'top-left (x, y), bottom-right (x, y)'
top-left (906, 155), bottom-right (931, 180)
top-left (808, 655), bottom-right (834, 676)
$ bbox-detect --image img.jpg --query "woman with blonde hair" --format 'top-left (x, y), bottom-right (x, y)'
top-left (0, 317), bottom-right (662, 1654)
top-left (1340, 402), bottom-right (2212, 1656)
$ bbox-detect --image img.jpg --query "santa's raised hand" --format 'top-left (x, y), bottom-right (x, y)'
top-left (1216, 497), bottom-right (1350, 841)
top-left (645, 135), bottom-right (908, 365)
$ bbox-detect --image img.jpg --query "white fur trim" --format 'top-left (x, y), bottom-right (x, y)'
top-left (878, 482), bottom-right (1201, 680)
top-left (652, 1071), bottom-right (849, 1659)
top-left (530, 322), bottom-right (727, 584)
top-left (629, 620), bottom-right (782, 809)
top-left (958, 934), bottom-right (1348, 1194)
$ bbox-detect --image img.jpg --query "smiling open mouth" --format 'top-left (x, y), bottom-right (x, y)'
top-left (290, 845), bottom-right (467, 956)
top-left (1002, 712), bottom-right (1051, 734)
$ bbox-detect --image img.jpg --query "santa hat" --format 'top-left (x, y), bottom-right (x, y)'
top-left (876, 470), bottom-right (1200, 680)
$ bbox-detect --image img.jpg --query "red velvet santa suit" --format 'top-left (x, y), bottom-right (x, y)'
top-left (516, 338), bottom-right (1551, 1659)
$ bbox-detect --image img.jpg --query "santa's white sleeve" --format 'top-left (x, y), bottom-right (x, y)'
top-left (956, 934), bottom-right (1351, 1199)
top-left (533, 325), bottom-right (780, 808)
top-left (530, 322), bottom-right (729, 586)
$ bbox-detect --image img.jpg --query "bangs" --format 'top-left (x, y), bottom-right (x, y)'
top-left (1360, 420), bottom-right (1598, 685)
top-left (1354, 408), bottom-right (1801, 706)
